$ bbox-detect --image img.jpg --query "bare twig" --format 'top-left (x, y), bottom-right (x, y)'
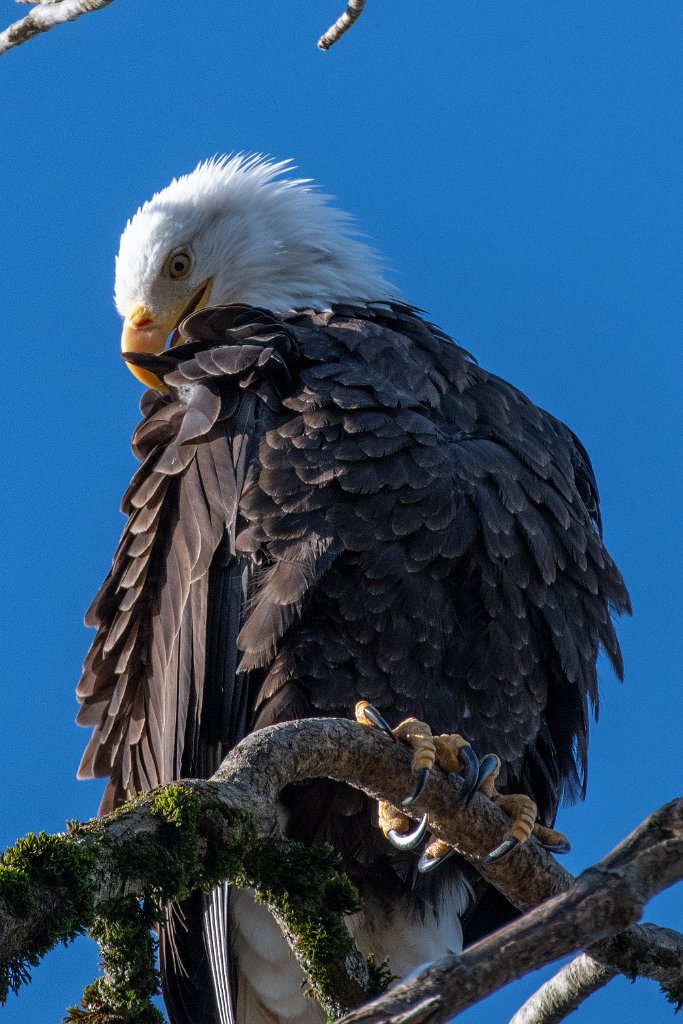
top-left (2, 0), bottom-right (366, 55)
top-left (508, 955), bottom-right (619, 1024)
top-left (318, 0), bottom-right (366, 50)
top-left (0, 0), bottom-right (113, 56)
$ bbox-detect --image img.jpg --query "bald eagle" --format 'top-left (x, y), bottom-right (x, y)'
top-left (77, 155), bottom-right (629, 1024)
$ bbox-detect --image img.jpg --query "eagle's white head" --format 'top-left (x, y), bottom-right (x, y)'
top-left (115, 155), bottom-right (394, 386)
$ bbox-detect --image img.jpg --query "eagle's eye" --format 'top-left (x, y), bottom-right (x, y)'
top-left (164, 249), bottom-right (192, 280)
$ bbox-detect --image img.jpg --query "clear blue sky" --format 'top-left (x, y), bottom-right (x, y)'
top-left (0, 2), bottom-right (680, 1021)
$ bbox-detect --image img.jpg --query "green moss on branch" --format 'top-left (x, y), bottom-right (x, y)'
top-left (66, 895), bottom-right (164, 1024)
top-left (236, 838), bottom-right (384, 1017)
top-left (0, 832), bottom-right (95, 1002)
top-left (1, 781), bottom-right (377, 1022)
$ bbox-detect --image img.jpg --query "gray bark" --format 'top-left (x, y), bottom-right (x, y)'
top-left (0, 0), bottom-right (113, 56)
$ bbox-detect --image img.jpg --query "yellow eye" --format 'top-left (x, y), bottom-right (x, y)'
top-left (165, 249), bottom-right (192, 280)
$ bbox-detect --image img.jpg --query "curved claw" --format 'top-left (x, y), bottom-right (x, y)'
top-left (361, 705), bottom-right (396, 739)
top-left (457, 744), bottom-right (481, 803)
top-left (541, 838), bottom-right (571, 855)
top-left (475, 754), bottom-right (500, 792)
top-left (387, 813), bottom-right (428, 851)
top-left (402, 767), bottom-right (430, 806)
top-left (480, 836), bottom-right (520, 864)
top-left (417, 847), bottom-right (455, 874)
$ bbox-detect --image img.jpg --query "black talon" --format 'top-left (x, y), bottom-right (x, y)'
top-left (362, 704), bottom-right (396, 739)
top-left (541, 838), bottom-right (571, 855)
top-left (402, 766), bottom-right (430, 806)
top-left (458, 744), bottom-right (480, 803)
top-left (474, 754), bottom-right (499, 793)
top-left (417, 847), bottom-right (455, 874)
top-left (387, 813), bottom-right (428, 850)
top-left (480, 836), bottom-right (519, 864)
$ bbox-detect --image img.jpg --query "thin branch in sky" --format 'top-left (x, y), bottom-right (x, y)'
top-left (0, 0), bottom-right (113, 56)
top-left (1, 0), bottom-right (366, 55)
top-left (508, 955), bottom-right (619, 1024)
top-left (318, 0), bottom-right (366, 50)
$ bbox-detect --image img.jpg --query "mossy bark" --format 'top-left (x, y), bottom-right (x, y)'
top-left (1, 781), bottom-right (381, 1022)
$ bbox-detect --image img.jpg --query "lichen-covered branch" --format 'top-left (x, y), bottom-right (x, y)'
top-left (318, 0), bottom-right (366, 50)
top-left (1, 0), bottom-right (368, 57)
top-left (513, 923), bottom-right (683, 1024)
top-left (0, 718), bottom-right (681, 1022)
top-left (508, 955), bottom-right (619, 1024)
top-left (0, 779), bottom-right (377, 1021)
top-left (0, 0), bottom-right (113, 56)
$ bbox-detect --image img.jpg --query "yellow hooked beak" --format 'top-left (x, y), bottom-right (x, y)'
top-left (121, 278), bottom-right (213, 388)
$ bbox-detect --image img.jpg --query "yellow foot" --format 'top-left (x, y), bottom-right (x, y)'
top-left (355, 701), bottom-right (480, 805)
top-left (355, 701), bottom-right (436, 805)
top-left (354, 701), bottom-right (571, 867)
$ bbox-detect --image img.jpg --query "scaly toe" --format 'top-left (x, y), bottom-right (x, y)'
top-left (483, 791), bottom-right (538, 862)
top-left (393, 717), bottom-right (436, 805)
top-left (533, 823), bottom-right (571, 854)
top-left (418, 848), bottom-right (455, 873)
top-left (541, 837), bottom-right (571, 854)
top-left (432, 733), bottom-right (482, 801)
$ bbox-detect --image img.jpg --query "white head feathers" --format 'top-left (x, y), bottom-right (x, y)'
top-left (115, 154), bottom-right (395, 317)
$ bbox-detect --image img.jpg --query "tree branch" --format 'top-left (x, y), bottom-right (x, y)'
top-left (511, 929), bottom-right (683, 1024)
top-left (508, 955), bottom-right (619, 1024)
top-left (0, 0), bottom-right (113, 56)
top-left (510, 927), bottom-right (683, 1024)
top-left (215, 720), bottom-right (683, 1013)
top-left (1, 0), bottom-right (368, 56)
top-left (0, 718), bottom-right (680, 1020)
top-left (318, 0), bottom-right (366, 50)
